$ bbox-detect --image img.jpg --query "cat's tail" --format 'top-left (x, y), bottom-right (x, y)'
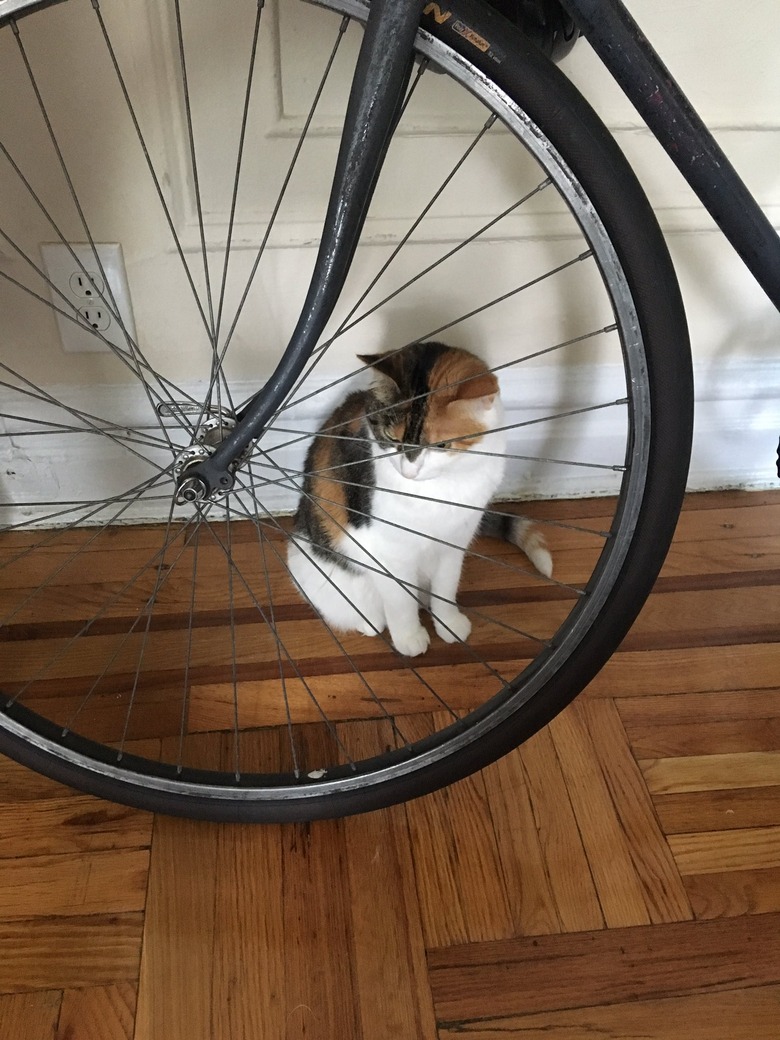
top-left (479, 510), bottom-right (553, 579)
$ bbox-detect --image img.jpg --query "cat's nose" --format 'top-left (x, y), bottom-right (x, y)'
top-left (400, 456), bottom-right (421, 479)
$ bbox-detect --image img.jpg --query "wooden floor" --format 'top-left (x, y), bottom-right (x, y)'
top-left (1, 489), bottom-right (779, 1039)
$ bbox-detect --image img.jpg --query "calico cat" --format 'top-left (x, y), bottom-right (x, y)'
top-left (287, 341), bottom-right (552, 657)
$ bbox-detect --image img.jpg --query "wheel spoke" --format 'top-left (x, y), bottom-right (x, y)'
top-left (276, 250), bottom-right (594, 416)
top-left (0, 246), bottom-right (196, 435)
top-left (4, 24), bottom-right (195, 448)
top-left (0, 139), bottom-right (126, 324)
top-left (247, 458), bottom-right (301, 777)
top-left (0, 416), bottom-right (180, 455)
top-left (249, 394), bottom-right (628, 505)
top-left (331, 115), bottom-right (497, 338)
top-left (7, 24), bottom-right (144, 357)
top-left (0, 473), bottom-right (174, 628)
top-left (86, 0), bottom-right (213, 343)
top-left (256, 322), bottom-right (618, 485)
top-left (0, 0), bottom-right (673, 819)
top-left (116, 496), bottom-right (184, 754)
top-left (198, 507), bottom-right (357, 770)
top-left (176, 521), bottom-right (202, 774)
top-left (172, 0), bottom-right (216, 345)
top-left (319, 181), bottom-right (552, 350)
top-left (63, 513), bottom-right (207, 740)
top-left (206, 17), bottom-right (350, 408)
top-left (229, 481), bottom-right (466, 729)
top-left (213, 0), bottom-right (265, 347)
top-left (6, 510), bottom-right (200, 708)
top-left (236, 458), bottom-right (612, 538)
top-left (246, 462), bottom-right (584, 595)
top-left (220, 496), bottom-right (241, 778)
top-left (254, 447), bottom-right (526, 670)
top-left (0, 489), bottom-right (174, 535)
top-left (0, 363), bottom-right (172, 474)
top-left (274, 52), bottom-right (444, 409)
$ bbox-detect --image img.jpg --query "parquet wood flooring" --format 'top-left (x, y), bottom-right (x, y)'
top-left (1, 490), bottom-right (779, 1039)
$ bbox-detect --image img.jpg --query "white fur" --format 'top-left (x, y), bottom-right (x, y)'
top-left (288, 398), bottom-right (506, 657)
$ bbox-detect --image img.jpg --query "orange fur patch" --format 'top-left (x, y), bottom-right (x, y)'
top-left (426, 350), bottom-right (498, 448)
top-left (309, 445), bottom-right (348, 540)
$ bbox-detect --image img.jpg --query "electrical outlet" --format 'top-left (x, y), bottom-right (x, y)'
top-left (77, 305), bottom-right (112, 331)
top-left (69, 269), bottom-right (105, 299)
top-left (40, 243), bottom-right (137, 354)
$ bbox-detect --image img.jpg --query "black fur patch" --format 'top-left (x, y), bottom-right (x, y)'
top-left (294, 391), bottom-right (376, 564)
top-left (403, 342), bottom-right (448, 450)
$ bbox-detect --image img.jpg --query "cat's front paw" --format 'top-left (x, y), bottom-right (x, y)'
top-left (392, 625), bottom-right (431, 658)
top-left (433, 609), bottom-right (472, 644)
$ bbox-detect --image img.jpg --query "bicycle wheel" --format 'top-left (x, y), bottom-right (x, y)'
top-left (0, 0), bottom-right (692, 820)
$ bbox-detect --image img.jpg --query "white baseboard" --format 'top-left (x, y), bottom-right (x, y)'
top-left (688, 358), bottom-right (780, 492)
top-left (1, 358), bottom-right (778, 526)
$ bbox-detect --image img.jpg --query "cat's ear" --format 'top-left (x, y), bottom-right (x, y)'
top-left (357, 351), bottom-right (404, 388)
top-left (453, 371), bottom-right (498, 406)
top-left (448, 392), bottom-right (497, 420)
top-left (447, 371), bottom-right (499, 418)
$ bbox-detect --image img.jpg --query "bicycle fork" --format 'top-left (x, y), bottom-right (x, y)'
top-left (177, 0), bottom-right (427, 504)
top-left (178, 0), bottom-right (780, 503)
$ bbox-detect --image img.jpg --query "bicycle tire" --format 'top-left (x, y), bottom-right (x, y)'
top-left (0, 0), bottom-right (692, 820)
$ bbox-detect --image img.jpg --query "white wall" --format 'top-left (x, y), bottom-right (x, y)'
top-left (1, 0), bottom-right (778, 512)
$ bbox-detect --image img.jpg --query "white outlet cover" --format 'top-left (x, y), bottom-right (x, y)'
top-left (40, 242), bottom-right (138, 354)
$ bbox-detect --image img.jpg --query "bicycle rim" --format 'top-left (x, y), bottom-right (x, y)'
top-left (0, 0), bottom-right (691, 819)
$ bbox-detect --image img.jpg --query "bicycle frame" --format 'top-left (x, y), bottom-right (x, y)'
top-left (177, 0), bottom-right (428, 502)
top-left (561, 0), bottom-right (780, 310)
top-left (6, 0), bottom-right (759, 500)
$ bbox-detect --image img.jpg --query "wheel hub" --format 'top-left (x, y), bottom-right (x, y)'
top-left (170, 408), bottom-right (252, 505)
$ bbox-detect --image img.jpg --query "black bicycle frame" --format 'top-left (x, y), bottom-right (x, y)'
top-left (561, 0), bottom-right (780, 311)
top-left (181, 0), bottom-right (427, 501)
top-left (182, 0), bottom-right (780, 500)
